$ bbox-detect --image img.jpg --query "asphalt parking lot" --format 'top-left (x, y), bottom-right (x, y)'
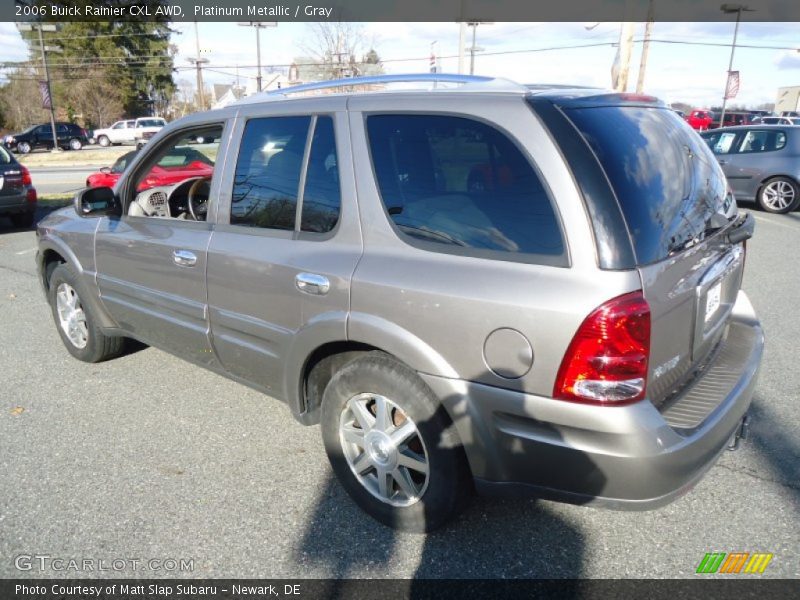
top-left (0, 207), bottom-right (798, 579)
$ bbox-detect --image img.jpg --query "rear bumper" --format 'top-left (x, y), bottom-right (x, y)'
top-left (0, 195), bottom-right (35, 215)
top-left (422, 291), bottom-right (764, 509)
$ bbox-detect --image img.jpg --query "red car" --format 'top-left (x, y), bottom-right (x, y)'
top-left (685, 109), bottom-right (715, 131)
top-left (86, 148), bottom-right (214, 190)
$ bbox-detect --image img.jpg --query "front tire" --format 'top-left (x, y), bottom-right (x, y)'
top-left (97, 135), bottom-right (110, 147)
top-left (48, 263), bottom-right (124, 363)
top-left (321, 353), bottom-right (472, 532)
top-left (69, 138), bottom-right (83, 151)
top-left (758, 176), bottom-right (800, 214)
top-left (17, 141), bottom-right (31, 154)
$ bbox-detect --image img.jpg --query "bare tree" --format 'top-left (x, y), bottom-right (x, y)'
top-left (299, 23), bottom-right (383, 80)
top-left (67, 69), bottom-right (124, 128)
top-left (0, 68), bottom-right (48, 131)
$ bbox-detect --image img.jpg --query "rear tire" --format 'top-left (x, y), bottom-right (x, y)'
top-left (320, 353), bottom-right (472, 532)
top-left (48, 263), bottom-right (124, 363)
top-left (758, 176), bottom-right (800, 214)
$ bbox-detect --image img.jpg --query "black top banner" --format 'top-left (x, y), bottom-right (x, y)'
top-left (7, 0), bottom-right (800, 22)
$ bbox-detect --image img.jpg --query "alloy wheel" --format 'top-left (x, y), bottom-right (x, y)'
top-left (55, 283), bottom-right (89, 349)
top-left (339, 393), bottom-right (430, 507)
top-left (763, 180), bottom-right (796, 211)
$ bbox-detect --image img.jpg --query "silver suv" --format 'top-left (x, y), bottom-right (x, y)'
top-left (36, 75), bottom-right (763, 531)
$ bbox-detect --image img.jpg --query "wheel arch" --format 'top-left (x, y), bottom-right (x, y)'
top-left (288, 313), bottom-right (459, 425)
top-left (38, 239), bottom-right (118, 330)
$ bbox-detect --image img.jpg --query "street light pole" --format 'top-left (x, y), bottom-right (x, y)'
top-left (719, 3), bottom-right (754, 125)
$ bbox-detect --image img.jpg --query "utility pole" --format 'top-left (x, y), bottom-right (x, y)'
top-left (188, 22), bottom-right (209, 110)
top-left (37, 25), bottom-right (58, 150)
top-left (18, 23), bottom-right (59, 151)
top-left (636, 0), bottom-right (655, 93)
top-left (719, 4), bottom-right (754, 126)
top-left (457, 22), bottom-right (466, 74)
top-left (612, 22), bottom-right (635, 92)
top-left (466, 22), bottom-right (491, 75)
top-left (238, 22), bottom-right (277, 92)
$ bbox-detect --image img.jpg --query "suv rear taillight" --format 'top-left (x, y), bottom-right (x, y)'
top-left (554, 291), bottom-right (651, 405)
top-left (21, 165), bottom-right (32, 185)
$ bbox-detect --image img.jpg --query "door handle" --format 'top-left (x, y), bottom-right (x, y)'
top-left (718, 159), bottom-right (727, 165)
top-left (172, 249), bottom-right (197, 267)
top-left (295, 272), bottom-right (330, 295)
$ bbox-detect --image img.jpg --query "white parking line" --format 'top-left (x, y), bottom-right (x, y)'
top-left (750, 213), bottom-right (800, 232)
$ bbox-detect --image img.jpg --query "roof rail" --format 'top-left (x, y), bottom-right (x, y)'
top-left (233, 73), bottom-right (527, 105)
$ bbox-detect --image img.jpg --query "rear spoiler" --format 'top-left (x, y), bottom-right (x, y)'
top-left (726, 212), bottom-right (755, 245)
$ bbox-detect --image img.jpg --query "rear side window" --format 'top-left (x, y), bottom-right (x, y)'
top-left (366, 114), bottom-right (565, 264)
top-left (231, 116), bottom-right (310, 230)
top-left (565, 106), bottom-right (732, 265)
top-left (737, 130), bottom-right (786, 153)
top-left (301, 117), bottom-right (341, 233)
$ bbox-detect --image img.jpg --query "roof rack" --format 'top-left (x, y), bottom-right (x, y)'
top-left (233, 73), bottom-right (528, 105)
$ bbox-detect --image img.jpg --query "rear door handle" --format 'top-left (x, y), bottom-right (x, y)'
top-left (172, 249), bottom-right (197, 267)
top-left (295, 272), bottom-right (330, 295)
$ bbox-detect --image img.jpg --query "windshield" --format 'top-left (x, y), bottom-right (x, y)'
top-left (565, 106), bottom-right (736, 265)
top-left (111, 151), bottom-right (137, 174)
top-left (0, 146), bottom-right (13, 164)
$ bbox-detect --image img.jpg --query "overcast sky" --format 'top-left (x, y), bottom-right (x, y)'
top-left (2, 21), bottom-right (799, 108)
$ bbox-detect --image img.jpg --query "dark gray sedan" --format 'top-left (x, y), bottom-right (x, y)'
top-left (0, 145), bottom-right (37, 228)
top-left (701, 125), bottom-right (800, 213)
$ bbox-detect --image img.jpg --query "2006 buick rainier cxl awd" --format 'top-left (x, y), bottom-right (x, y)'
top-left (37, 75), bottom-right (763, 532)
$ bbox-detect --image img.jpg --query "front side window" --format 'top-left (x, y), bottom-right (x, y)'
top-left (127, 125), bottom-right (221, 220)
top-left (365, 114), bottom-right (564, 261)
top-left (703, 131), bottom-right (738, 154)
top-left (112, 122), bottom-right (125, 130)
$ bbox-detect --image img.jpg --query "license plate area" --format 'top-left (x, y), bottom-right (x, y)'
top-left (692, 245), bottom-right (743, 361)
top-left (705, 281), bottom-right (721, 323)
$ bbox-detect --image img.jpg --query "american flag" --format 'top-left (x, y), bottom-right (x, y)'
top-left (725, 71), bottom-right (740, 99)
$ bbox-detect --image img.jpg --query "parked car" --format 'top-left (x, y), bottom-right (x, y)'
top-left (685, 109), bottom-right (715, 130)
top-left (0, 145), bottom-right (37, 227)
top-left (37, 75), bottom-right (762, 532)
top-left (4, 122), bottom-right (89, 153)
top-left (709, 111), bottom-right (752, 129)
top-left (92, 117), bottom-right (166, 148)
top-left (91, 120), bottom-right (135, 147)
top-left (779, 111), bottom-right (799, 118)
top-left (85, 148), bottom-right (214, 190)
top-left (752, 116), bottom-right (794, 125)
top-left (701, 125), bottom-right (800, 213)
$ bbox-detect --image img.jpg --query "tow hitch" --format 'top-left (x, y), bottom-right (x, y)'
top-left (727, 414), bottom-right (750, 451)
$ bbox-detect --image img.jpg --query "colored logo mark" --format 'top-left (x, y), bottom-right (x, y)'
top-left (696, 552), bottom-right (773, 574)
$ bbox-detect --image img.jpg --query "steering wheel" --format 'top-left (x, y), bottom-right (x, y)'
top-left (187, 177), bottom-right (211, 221)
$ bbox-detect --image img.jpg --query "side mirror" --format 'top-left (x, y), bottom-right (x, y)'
top-left (100, 166), bottom-right (111, 174)
top-left (74, 186), bottom-right (122, 218)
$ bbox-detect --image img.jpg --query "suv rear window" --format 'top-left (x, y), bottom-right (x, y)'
top-left (564, 106), bottom-right (732, 265)
top-left (366, 114), bottom-right (565, 264)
